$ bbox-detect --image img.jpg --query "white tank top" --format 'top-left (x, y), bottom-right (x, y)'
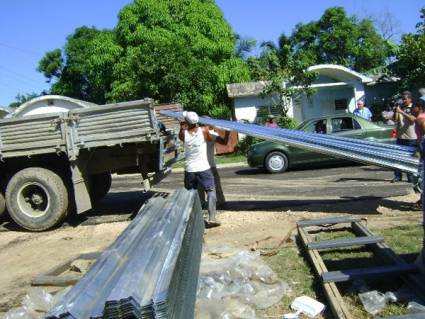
top-left (184, 128), bottom-right (210, 172)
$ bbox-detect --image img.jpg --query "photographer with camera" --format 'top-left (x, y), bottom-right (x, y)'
top-left (392, 91), bottom-right (417, 183)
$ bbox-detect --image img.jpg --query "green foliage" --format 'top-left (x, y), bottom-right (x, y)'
top-left (37, 0), bottom-right (249, 112)
top-left (37, 49), bottom-right (63, 81)
top-left (396, 7), bottom-right (425, 89)
top-left (236, 135), bottom-right (263, 155)
top-left (277, 116), bottom-right (298, 129)
top-left (289, 7), bottom-right (390, 72)
top-left (38, 27), bottom-right (122, 104)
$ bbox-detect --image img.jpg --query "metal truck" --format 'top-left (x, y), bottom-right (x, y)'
top-left (0, 95), bottom-right (180, 231)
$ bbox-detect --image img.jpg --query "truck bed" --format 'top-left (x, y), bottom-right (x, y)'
top-left (0, 99), bottom-right (159, 160)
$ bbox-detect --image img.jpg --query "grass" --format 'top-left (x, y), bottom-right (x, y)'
top-left (261, 223), bottom-right (424, 318)
top-left (172, 153), bottom-right (246, 168)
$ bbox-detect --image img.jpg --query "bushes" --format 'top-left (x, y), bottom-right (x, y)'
top-left (235, 115), bottom-right (298, 154)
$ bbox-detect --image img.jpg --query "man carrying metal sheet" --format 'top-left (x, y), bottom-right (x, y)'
top-left (179, 111), bottom-right (220, 227)
top-left (197, 118), bottom-right (230, 209)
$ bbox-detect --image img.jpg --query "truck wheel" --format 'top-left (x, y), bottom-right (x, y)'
top-left (265, 151), bottom-right (289, 174)
top-left (89, 172), bottom-right (112, 203)
top-left (6, 167), bottom-right (69, 231)
top-left (0, 192), bottom-right (6, 219)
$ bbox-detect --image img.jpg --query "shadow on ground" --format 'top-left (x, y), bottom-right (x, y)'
top-left (222, 196), bottom-right (420, 215)
top-left (0, 190), bottom-right (170, 231)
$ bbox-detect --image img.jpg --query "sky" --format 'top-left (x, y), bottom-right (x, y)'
top-left (0, 0), bottom-right (423, 106)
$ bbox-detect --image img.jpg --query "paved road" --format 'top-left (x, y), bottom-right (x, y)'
top-left (0, 164), bottom-right (414, 230)
top-left (106, 163), bottom-right (413, 213)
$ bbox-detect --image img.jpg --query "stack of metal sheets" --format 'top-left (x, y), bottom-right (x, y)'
top-left (47, 188), bottom-right (203, 319)
top-left (160, 111), bottom-right (419, 174)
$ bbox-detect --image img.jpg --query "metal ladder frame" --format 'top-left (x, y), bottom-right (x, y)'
top-left (297, 216), bottom-right (424, 319)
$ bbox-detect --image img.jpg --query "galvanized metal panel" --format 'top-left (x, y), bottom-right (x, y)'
top-left (160, 111), bottom-right (419, 174)
top-left (47, 188), bottom-right (204, 319)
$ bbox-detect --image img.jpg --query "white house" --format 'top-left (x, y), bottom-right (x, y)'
top-left (226, 64), bottom-right (395, 123)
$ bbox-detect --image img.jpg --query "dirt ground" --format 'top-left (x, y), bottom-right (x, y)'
top-left (0, 190), bottom-right (422, 315)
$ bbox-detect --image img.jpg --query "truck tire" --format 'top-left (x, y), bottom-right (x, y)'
top-left (89, 172), bottom-right (112, 203)
top-left (6, 167), bottom-right (69, 231)
top-left (0, 192), bottom-right (6, 219)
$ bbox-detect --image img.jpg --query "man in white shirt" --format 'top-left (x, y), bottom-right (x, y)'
top-left (178, 111), bottom-right (220, 227)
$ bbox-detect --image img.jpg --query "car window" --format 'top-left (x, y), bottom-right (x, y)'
top-left (302, 119), bottom-right (327, 134)
top-left (353, 119), bottom-right (361, 129)
top-left (331, 117), bottom-right (360, 132)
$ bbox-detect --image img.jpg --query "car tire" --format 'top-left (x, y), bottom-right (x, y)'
top-left (5, 167), bottom-right (69, 231)
top-left (265, 151), bottom-right (289, 174)
top-left (89, 172), bottom-right (112, 203)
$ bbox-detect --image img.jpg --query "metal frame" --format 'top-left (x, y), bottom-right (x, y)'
top-left (298, 217), bottom-right (422, 319)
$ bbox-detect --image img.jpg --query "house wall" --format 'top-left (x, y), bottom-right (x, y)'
top-left (233, 95), bottom-right (280, 123)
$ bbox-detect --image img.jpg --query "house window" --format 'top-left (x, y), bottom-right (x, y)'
top-left (335, 98), bottom-right (348, 111)
top-left (255, 105), bottom-right (281, 121)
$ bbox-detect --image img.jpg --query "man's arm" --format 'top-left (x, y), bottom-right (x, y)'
top-left (416, 117), bottom-right (425, 131)
top-left (202, 126), bottom-right (213, 142)
top-left (215, 131), bottom-right (230, 145)
top-left (396, 106), bottom-right (416, 123)
top-left (178, 122), bottom-right (188, 142)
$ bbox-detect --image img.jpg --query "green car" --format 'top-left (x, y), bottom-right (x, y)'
top-left (247, 114), bottom-right (396, 173)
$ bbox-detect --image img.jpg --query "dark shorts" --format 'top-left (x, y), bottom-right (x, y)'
top-left (184, 169), bottom-right (215, 191)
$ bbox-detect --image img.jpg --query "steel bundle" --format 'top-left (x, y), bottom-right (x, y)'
top-left (47, 188), bottom-right (203, 319)
top-left (160, 111), bottom-right (419, 174)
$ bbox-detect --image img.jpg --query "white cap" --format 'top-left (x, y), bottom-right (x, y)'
top-left (184, 111), bottom-right (199, 124)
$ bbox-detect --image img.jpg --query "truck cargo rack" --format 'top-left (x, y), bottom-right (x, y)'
top-left (297, 216), bottom-right (425, 319)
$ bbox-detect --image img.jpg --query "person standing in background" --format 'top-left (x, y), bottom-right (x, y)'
top-left (198, 120), bottom-right (230, 209)
top-left (392, 91), bottom-right (417, 183)
top-left (353, 100), bottom-right (372, 121)
top-left (265, 115), bottom-right (279, 128)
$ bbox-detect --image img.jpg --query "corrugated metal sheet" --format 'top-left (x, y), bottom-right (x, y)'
top-left (48, 188), bottom-right (203, 319)
top-left (160, 111), bottom-right (419, 174)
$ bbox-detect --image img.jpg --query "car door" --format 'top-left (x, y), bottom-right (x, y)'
top-left (293, 118), bottom-right (335, 164)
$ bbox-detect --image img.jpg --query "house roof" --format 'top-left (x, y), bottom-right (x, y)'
top-left (226, 81), bottom-right (270, 98)
top-left (307, 64), bottom-right (373, 83)
top-left (227, 64), bottom-right (373, 99)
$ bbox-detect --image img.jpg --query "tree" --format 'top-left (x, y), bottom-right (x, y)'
top-left (38, 27), bottom-right (122, 104)
top-left (235, 34), bottom-right (257, 60)
top-left (247, 39), bottom-right (317, 127)
top-left (108, 0), bottom-right (249, 117)
top-left (283, 7), bottom-right (391, 72)
top-left (38, 0), bottom-right (250, 117)
top-left (396, 7), bottom-right (425, 88)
